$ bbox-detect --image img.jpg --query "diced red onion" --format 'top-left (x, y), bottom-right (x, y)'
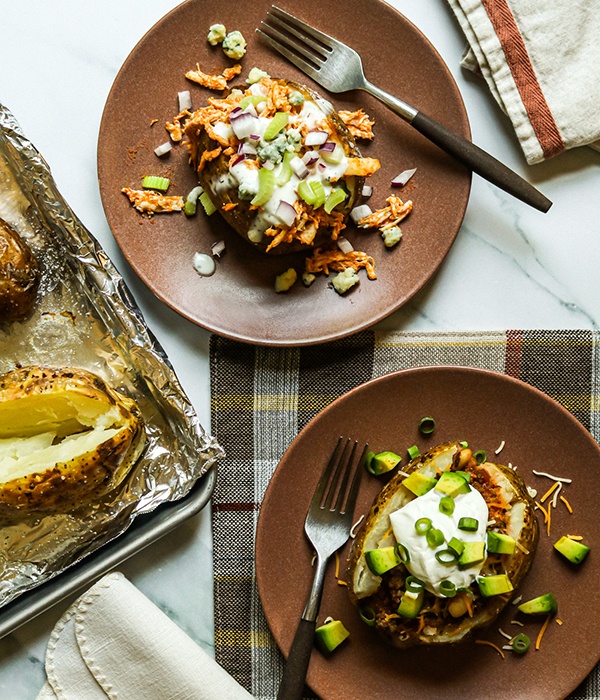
top-left (319, 141), bottom-right (336, 153)
top-left (275, 200), bottom-right (297, 227)
top-left (337, 237), bottom-right (354, 253)
top-left (249, 133), bottom-right (261, 141)
top-left (230, 106), bottom-right (243, 119)
top-left (361, 184), bottom-right (373, 198)
top-left (230, 154), bottom-right (246, 168)
top-left (305, 130), bottom-right (328, 146)
top-left (230, 112), bottom-right (259, 139)
top-left (154, 141), bottom-right (173, 157)
top-left (350, 204), bottom-right (373, 224)
top-left (178, 90), bottom-right (192, 111)
top-left (301, 151), bottom-right (319, 167)
top-left (391, 167), bottom-right (417, 187)
top-left (211, 240), bottom-right (226, 258)
top-left (239, 142), bottom-right (257, 156)
top-left (243, 103), bottom-right (258, 118)
top-left (290, 155), bottom-right (309, 179)
top-left (317, 162), bottom-right (328, 172)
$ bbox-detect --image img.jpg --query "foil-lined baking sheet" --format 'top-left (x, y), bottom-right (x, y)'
top-left (0, 103), bottom-right (223, 608)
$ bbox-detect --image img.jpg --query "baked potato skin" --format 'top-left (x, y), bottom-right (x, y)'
top-left (0, 366), bottom-right (146, 515)
top-left (348, 442), bottom-right (539, 648)
top-left (190, 80), bottom-right (364, 255)
top-left (0, 218), bottom-right (40, 322)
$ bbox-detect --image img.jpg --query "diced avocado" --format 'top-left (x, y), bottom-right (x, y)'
top-left (477, 573), bottom-right (514, 597)
top-left (458, 541), bottom-right (486, 569)
top-left (368, 451), bottom-right (401, 476)
top-left (554, 535), bottom-right (590, 564)
top-left (402, 471), bottom-right (437, 497)
top-left (314, 619), bottom-right (350, 654)
top-left (364, 546), bottom-right (401, 575)
top-left (517, 593), bottom-right (558, 616)
top-left (397, 589), bottom-right (424, 618)
top-left (487, 531), bottom-right (517, 555)
top-left (435, 471), bottom-right (470, 498)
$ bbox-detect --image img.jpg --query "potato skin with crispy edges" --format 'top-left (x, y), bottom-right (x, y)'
top-left (188, 79), bottom-right (364, 255)
top-left (0, 218), bottom-right (40, 322)
top-left (347, 441), bottom-right (539, 648)
top-left (0, 366), bottom-right (146, 516)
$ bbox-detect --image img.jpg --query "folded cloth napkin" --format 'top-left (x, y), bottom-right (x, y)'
top-left (37, 571), bottom-right (253, 700)
top-left (445, 0), bottom-right (600, 163)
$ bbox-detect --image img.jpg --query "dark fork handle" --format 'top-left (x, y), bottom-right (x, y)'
top-left (276, 618), bottom-right (316, 700)
top-left (411, 111), bottom-right (552, 212)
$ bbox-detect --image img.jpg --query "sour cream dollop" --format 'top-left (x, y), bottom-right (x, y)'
top-left (389, 486), bottom-right (489, 596)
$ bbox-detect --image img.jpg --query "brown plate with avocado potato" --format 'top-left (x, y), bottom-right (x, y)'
top-left (256, 366), bottom-right (600, 699)
top-left (98, 0), bottom-right (470, 346)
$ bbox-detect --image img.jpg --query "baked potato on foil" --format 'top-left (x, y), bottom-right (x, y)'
top-left (184, 78), bottom-right (378, 254)
top-left (0, 366), bottom-right (146, 515)
top-left (0, 217), bottom-right (40, 322)
top-left (348, 441), bottom-right (538, 647)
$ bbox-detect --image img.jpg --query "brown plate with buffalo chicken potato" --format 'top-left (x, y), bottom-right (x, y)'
top-left (98, 0), bottom-right (471, 346)
top-left (256, 367), bottom-right (600, 699)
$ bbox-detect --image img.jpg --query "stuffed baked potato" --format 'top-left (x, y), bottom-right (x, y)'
top-left (348, 441), bottom-right (538, 647)
top-left (0, 217), bottom-right (40, 322)
top-left (0, 366), bottom-right (146, 515)
top-left (184, 77), bottom-right (378, 254)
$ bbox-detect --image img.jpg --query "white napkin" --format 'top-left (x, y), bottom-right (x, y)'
top-left (446, 0), bottom-right (600, 163)
top-left (37, 571), bottom-right (253, 700)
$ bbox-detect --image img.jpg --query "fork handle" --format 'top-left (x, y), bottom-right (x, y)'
top-left (276, 618), bottom-right (317, 700)
top-left (363, 82), bottom-right (552, 213)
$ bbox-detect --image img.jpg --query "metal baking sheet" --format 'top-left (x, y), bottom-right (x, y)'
top-left (0, 102), bottom-right (223, 610)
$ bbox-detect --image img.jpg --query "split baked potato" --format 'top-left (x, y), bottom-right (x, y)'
top-left (0, 217), bottom-right (40, 322)
top-left (184, 78), bottom-right (375, 254)
top-left (0, 366), bottom-right (146, 515)
top-left (348, 441), bottom-right (538, 647)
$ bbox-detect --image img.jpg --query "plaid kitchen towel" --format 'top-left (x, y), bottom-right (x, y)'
top-left (210, 329), bottom-right (600, 700)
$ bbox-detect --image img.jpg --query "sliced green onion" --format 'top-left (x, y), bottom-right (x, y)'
top-left (415, 517), bottom-right (432, 535)
top-left (455, 470), bottom-right (471, 483)
top-left (142, 175), bottom-right (170, 191)
top-left (459, 440), bottom-right (469, 448)
top-left (418, 416), bottom-right (435, 435)
top-left (405, 576), bottom-right (425, 593)
top-left (395, 543), bottom-right (410, 564)
top-left (439, 496), bottom-right (455, 516)
top-left (447, 537), bottom-right (465, 557)
top-left (199, 191), bottom-right (217, 216)
top-left (363, 450), bottom-right (376, 474)
top-left (263, 111), bottom-right (289, 141)
top-left (358, 605), bottom-right (376, 627)
top-left (250, 167), bottom-right (275, 207)
top-left (511, 633), bottom-right (531, 654)
top-left (407, 445), bottom-right (420, 460)
top-left (473, 450), bottom-right (487, 464)
top-left (309, 180), bottom-right (326, 208)
top-left (458, 517), bottom-right (479, 532)
top-left (426, 527), bottom-right (445, 548)
top-left (435, 548), bottom-right (458, 565)
top-left (323, 187), bottom-right (348, 214)
top-left (439, 580), bottom-right (457, 597)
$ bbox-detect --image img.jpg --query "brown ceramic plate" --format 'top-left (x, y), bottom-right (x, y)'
top-left (98, 0), bottom-right (471, 346)
top-left (256, 367), bottom-right (600, 699)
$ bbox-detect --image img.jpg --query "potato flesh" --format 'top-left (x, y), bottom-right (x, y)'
top-left (0, 390), bottom-right (127, 483)
top-left (0, 391), bottom-right (123, 439)
top-left (0, 427), bottom-right (120, 483)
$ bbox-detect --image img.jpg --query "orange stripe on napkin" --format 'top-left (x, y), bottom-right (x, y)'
top-left (481, 0), bottom-right (564, 159)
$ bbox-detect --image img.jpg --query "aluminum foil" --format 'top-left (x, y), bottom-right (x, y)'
top-left (0, 104), bottom-right (223, 608)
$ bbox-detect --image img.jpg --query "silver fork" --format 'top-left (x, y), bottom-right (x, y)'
top-left (257, 6), bottom-right (552, 213)
top-left (276, 437), bottom-right (367, 700)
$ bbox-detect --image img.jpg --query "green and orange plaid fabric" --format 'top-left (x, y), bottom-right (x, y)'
top-left (210, 329), bottom-right (600, 700)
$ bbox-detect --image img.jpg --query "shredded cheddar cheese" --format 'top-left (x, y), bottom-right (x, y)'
top-left (535, 614), bottom-right (552, 650)
top-left (560, 495), bottom-right (573, 513)
top-left (540, 480), bottom-right (560, 503)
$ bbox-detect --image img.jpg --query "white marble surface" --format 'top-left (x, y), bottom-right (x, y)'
top-left (0, 1), bottom-right (599, 697)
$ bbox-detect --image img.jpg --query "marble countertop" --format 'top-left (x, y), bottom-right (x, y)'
top-left (0, 1), bottom-right (598, 697)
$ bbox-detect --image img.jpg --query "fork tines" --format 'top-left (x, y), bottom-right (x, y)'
top-left (318, 437), bottom-right (366, 515)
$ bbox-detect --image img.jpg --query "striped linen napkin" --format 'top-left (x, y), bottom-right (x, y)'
top-left (445, 0), bottom-right (600, 164)
top-left (210, 329), bottom-right (600, 700)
